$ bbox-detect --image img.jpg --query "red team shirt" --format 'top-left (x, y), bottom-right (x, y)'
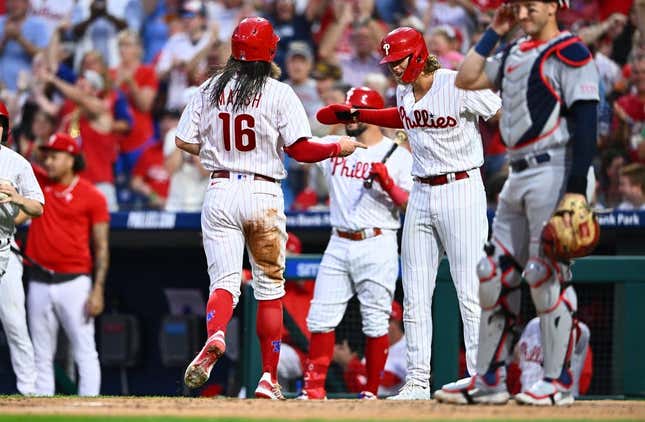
top-left (26, 175), bottom-right (110, 274)
top-left (112, 65), bottom-right (158, 153)
top-left (132, 144), bottom-right (170, 198)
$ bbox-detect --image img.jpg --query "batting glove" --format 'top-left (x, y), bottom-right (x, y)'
top-left (316, 104), bottom-right (360, 125)
top-left (369, 162), bottom-right (394, 191)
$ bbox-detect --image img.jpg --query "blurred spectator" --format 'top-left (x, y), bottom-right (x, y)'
top-left (423, 0), bottom-right (477, 53)
top-left (141, 0), bottom-right (175, 64)
top-left (597, 149), bottom-right (627, 209)
top-left (131, 141), bottom-right (170, 210)
top-left (613, 55), bottom-right (645, 163)
top-left (334, 301), bottom-right (407, 397)
top-left (162, 109), bottom-right (208, 212)
top-left (285, 42), bottom-right (324, 130)
top-left (318, 1), bottom-right (388, 87)
top-left (29, 0), bottom-right (76, 37)
top-left (0, 0), bottom-right (49, 93)
top-left (156, 0), bottom-right (213, 110)
top-left (71, 0), bottom-right (131, 70)
top-left (618, 163), bottom-right (645, 209)
top-left (312, 61), bottom-right (343, 99)
top-left (427, 25), bottom-right (464, 70)
top-left (205, 0), bottom-right (254, 42)
top-left (18, 109), bottom-right (56, 164)
top-left (112, 29), bottom-right (159, 178)
top-left (38, 68), bottom-right (119, 210)
top-left (265, 0), bottom-right (315, 74)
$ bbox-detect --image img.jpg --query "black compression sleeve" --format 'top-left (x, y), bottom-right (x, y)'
top-left (566, 100), bottom-right (598, 195)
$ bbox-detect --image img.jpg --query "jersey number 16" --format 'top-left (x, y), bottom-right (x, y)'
top-left (218, 112), bottom-right (256, 152)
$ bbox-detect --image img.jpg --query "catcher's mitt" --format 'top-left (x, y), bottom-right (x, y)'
top-left (541, 194), bottom-right (600, 261)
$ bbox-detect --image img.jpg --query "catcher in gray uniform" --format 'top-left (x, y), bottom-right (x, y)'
top-left (434, 0), bottom-right (600, 406)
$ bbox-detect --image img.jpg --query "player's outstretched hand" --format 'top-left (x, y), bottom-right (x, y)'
top-left (317, 104), bottom-right (360, 125)
top-left (491, 4), bottom-right (517, 36)
top-left (337, 136), bottom-right (366, 157)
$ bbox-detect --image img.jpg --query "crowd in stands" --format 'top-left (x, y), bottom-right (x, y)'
top-left (1, 0), bottom-right (644, 212)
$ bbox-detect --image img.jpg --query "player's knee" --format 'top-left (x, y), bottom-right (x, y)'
top-left (208, 279), bottom-right (242, 307)
top-left (306, 303), bottom-right (344, 333)
top-left (524, 258), bottom-right (562, 313)
top-left (361, 314), bottom-right (389, 338)
top-left (477, 250), bottom-right (520, 310)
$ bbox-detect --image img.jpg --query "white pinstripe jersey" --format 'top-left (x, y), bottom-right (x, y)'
top-left (317, 136), bottom-right (413, 231)
top-left (175, 75), bottom-right (312, 180)
top-left (0, 146), bottom-right (44, 238)
top-left (396, 69), bottom-right (501, 176)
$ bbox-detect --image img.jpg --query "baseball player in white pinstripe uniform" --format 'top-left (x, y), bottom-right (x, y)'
top-left (435, 0), bottom-right (600, 406)
top-left (176, 17), bottom-right (364, 399)
top-left (318, 27), bottom-right (501, 400)
top-left (0, 101), bottom-right (45, 395)
top-left (299, 87), bottom-right (413, 400)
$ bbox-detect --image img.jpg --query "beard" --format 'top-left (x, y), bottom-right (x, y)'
top-left (345, 123), bottom-right (367, 137)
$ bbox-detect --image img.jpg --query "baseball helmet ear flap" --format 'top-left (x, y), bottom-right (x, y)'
top-left (0, 101), bottom-right (9, 145)
top-left (379, 27), bottom-right (429, 84)
top-left (345, 86), bottom-right (385, 109)
top-left (231, 17), bottom-right (280, 62)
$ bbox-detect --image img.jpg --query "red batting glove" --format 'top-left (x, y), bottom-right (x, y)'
top-left (369, 162), bottom-right (393, 191)
top-left (316, 103), bottom-right (360, 125)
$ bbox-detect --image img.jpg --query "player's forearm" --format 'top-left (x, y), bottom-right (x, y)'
top-left (284, 138), bottom-right (341, 163)
top-left (175, 137), bottom-right (201, 155)
top-left (91, 223), bottom-right (110, 291)
top-left (567, 100), bottom-right (598, 195)
top-left (456, 27), bottom-right (500, 90)
top-left (384, 183), bottom-right (409, 208)
top-left (14, 209), bottom-right (30, 225)
top-left (16, 196), bottom-right (43, 217)
top-left (359, 108), bottom-right (404, 128)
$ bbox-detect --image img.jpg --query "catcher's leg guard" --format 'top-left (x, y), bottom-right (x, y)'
top-left (523, 258), bottom-right (576, 386)
top-left (475, 241), bottom-right (522, 385)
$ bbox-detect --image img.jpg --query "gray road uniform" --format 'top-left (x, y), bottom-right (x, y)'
top-left (475, 32), bottom-right (599, 390)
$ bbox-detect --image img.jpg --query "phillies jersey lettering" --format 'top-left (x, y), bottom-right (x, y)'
top-left (317, 136), bottom-right (413, 231)
top-left (396, 69), bottom-right (501, 176)
top-left (176, 76), bottom-right (312, 180)
top-left (398, 107), bottom-right (458, 130)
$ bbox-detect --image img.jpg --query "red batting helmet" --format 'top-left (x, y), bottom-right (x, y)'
top-left (0, 101), bottom-right (9, 145)
top-left (379, 27), bottom-right (429, 84)
top-left (345, 87), bottom-right (385, 109)
top-left (231, 17), bottom-right (280, 63)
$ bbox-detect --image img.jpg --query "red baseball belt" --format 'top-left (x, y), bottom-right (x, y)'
top-left (415, 171), bottom-right (469, 186)
top-left (335, 228), bottom-right (383, 241)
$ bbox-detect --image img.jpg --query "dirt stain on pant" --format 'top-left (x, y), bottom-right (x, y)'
top-left (244, 209), bottom-right (284, 283)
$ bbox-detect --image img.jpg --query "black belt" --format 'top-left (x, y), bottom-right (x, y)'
top-left (29, 265), bottom-right (88, 284)
top-left (510, 153), bottom-right (551, 173)
top-left (211, 170), bottom-right (277, 183)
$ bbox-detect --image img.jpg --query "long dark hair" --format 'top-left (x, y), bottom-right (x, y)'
top-left (209, 57), bottom-right (281, 112)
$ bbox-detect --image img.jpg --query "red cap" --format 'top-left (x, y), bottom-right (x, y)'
top-left (390, 301), bottom-right (403, 322)
top-left (40, 133), bottom-right (80, 155)
top-left (286, 232), bottom-right (302, 254)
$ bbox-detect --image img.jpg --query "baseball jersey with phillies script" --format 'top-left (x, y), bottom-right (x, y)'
top-left (396, 68), bottom-right (500, 176)
top-left (26, 176), bottom-right (109, 274)
top-left (317, 136), bottom-right (413, 231)
top-left (176, 76), bottom-right (312, 180)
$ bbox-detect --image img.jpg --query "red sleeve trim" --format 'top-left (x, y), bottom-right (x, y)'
top-left (284, 138), bottom-right (340, 163)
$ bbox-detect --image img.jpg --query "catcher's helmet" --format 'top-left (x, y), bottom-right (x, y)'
top-left (379, 27), bottom-right (428, 84)
top-left (0, 101), bottom-right (9, 145)
top-left (345, 87), bottom-right (385, 109)
top-left (231, 17), bottom-right (280, 63)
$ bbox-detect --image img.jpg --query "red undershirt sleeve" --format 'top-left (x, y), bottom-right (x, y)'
top-left (284, 138), bottom-right (341, 163)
